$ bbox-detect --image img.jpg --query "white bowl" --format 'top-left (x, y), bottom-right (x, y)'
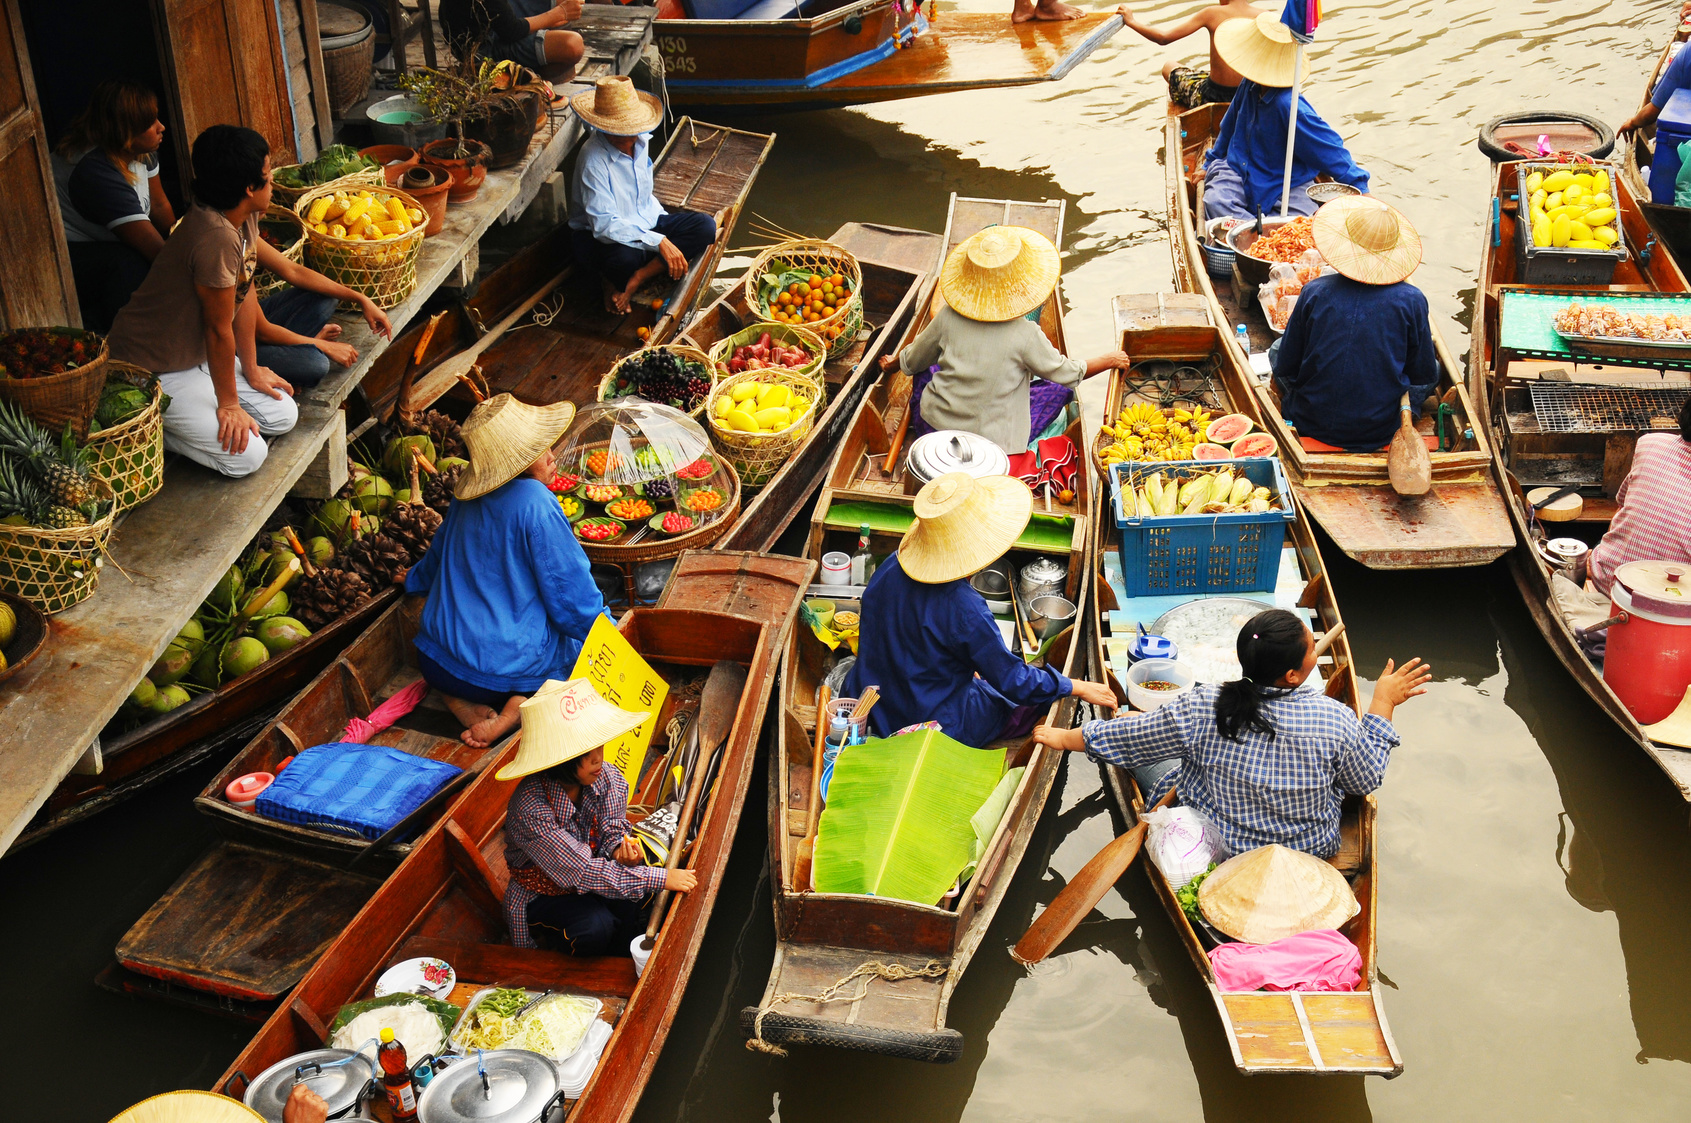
top-left (1126, 658), bottom-right (1195, 712)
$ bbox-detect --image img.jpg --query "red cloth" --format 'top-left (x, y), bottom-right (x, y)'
top-left (340, 678), bottom-right (430, 743)
top-left (1006, 436), bottom-right (1078, 492)
top-left (1208, 928), bottom-right (1361, 992)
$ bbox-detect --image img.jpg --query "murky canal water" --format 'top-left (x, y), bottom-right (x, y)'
top-left (8, 1), bottom-right (1691, 1118)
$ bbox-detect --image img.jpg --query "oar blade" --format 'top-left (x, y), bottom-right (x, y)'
top-left (1010, 822), bottom-right (1149, 966)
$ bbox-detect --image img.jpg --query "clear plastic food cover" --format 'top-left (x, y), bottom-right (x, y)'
top-left (559, 400), bottom-right (711, 485)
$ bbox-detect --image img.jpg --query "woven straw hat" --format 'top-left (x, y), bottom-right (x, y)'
top-left (571, 76), bottom-right (663, 137)
top-left (1214, 11), bottom-right (1309, 89)
top-left (1198, 844), bottom-right (1360, 945)
top-left (454, 393), bottom-right (576, 501)
top-left (1313, 196), bottom-right (1423, 286)
top-left (110, 1091), bottom-right (265, 1123)
top-left (898, 471), bottom-right (1033, 584)
top-left (495, 678), bottom-right (651, 781)
top-left (938, 226), bottom-right (1060, 323)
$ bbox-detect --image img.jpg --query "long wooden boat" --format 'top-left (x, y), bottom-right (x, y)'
top-left (213, 550), bottom-right (810, 1123)
top-left (1165, 103), bottom-right (1514, 570)
top-left (736, 195), bottom-right (1092, 1062)
top-left (1620, 19), bottom-right (1691, 276)
top-left (653, 3), bottom-right (1122, 112)
top-left (1469, 153), bottom-right (1691, 802)
top-left (1083, 293), bottom-right (1399, 1075)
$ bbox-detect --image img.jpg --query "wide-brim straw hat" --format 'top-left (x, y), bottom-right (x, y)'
top-left (455, 393), bottom-right (577, 501)
top-left (1215, 11), bottom-right (1309, 89)
top-left (109, 1091), bottom-right (265, 1123)
top-left (898, 471), bottom-right (1033, 584)
top-left (1313, 196), bottom-right (1423, 286)
top-left (571, 76), bottom-right (663, 137)
top-left (495, 678), bottom-right (651, 781)
top-left (938, 226), bottom-right (1060, 323)
top-left (1198, 843), bottom-right (1360, 945)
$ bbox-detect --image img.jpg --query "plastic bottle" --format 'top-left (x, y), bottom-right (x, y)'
top-left (1235, 323), bottom-right (1251, 354)
top-left (378, 1028), bottom-right (418, 1120)
top-left (849, 523), bottom-right (875, 585)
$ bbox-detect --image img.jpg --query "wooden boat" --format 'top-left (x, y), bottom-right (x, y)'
top-left (15, 588), bottom-right (397, 849)
top-left (652, 2), bottom-right (1122, 112)
top-left (213, 551), bottom-right (810, 1123)
top-left (736, 196), bottom-right (1092, 1062)
top-left (1469, 153), bottom-right (1691, 802)
top-left (1164, 103), bottom-right (1515, 570)
top-left (1620, 20), bottom-right (1691, 276)
top-left (1084, 293), bottom-right (1400, 1075)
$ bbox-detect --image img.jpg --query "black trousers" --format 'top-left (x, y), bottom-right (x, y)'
top-left (571, 210), bottom-right (717, 289)
top-left (69, 241), bottom-right (151, 333)
top-left (527, 891), bottom-right (648, 957)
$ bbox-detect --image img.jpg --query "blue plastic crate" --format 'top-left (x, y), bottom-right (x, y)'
top-left (256, 742), bottom-right (463, 841)
top-left (1109, 457), bottom-right (1295, 596)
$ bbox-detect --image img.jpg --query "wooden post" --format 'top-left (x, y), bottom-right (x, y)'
top-left (298, 0), bottom-right (338, 150)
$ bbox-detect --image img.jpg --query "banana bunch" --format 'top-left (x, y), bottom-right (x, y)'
top-left (1124, 467), bottom-right (1275, 518)
top-left (1098, 404), bottom-right (1215, 465)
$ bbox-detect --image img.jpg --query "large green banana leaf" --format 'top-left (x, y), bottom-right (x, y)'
top-left (812, 729), bottom-right (1006, 906)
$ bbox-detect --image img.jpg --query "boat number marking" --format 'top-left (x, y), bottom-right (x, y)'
top-left (658, 37), bottom-right (696, 73)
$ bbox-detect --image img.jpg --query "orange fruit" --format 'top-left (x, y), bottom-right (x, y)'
top-left (636, 326), bottom-right (650, 339)
top-left (788, 282), bottom-right (800, 295)
top-left (650, 298), bottom-right (663, 311)
top-left (778, 292), bottom-right (792, 306)
top-left (830, 273), bottom-right (844, 286)
top-left (798, 284), bottom-right (812, 298)
top-left (808, 274), bottom-right (823, 286)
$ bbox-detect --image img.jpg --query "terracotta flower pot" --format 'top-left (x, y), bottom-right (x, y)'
top-left (359, 144), bottom-right (419, 187)
top-left (443, 164), bottom-right (486, 203)
top-left (420, 137), bottom-right (493, 172)
top-left (397, 165), bottom-right (451, 236)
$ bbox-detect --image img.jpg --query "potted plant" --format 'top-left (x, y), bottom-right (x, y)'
top-left (397, 56), bottom-right (549, 172)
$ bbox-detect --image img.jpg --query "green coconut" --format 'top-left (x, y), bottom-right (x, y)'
top-left (148, 684), bottom-right (191, 715)
top-left (255, 616), bottom-right (312, 654)
top-left (437, 456), bottom-right (469, 472)
top-left (313, 499), bottom-right (356, 539)
top-left (355, 514), bottom-right (381, 538)
top-left (384, 434), bottom-right (436, 475)
top-left (148, 640), bottom-right (196, 687)
top-left (351, 475), bottom-right (395, 516)
top-left (260, 546), bottom-right (302, 589)
top-left (205, 564), bottom-right (245, 614)
top-left (305, 536), bottom-right (335, 567)
top-left (393, 489), bottom-right (412, 505)
top-left (188, 641), bottom-right (224, 689)
top-left (177, 617), bottom-right (205, 644)
top-left (222, 636), bottom-right (270, 679)
top-left (128, 676), bottom-right (157, 710)
top-left (243, 588), bottom-right (290, 619)
top-left (348, 460), bottom-right (374, 482)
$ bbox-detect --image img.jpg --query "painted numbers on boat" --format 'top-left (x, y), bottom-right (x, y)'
top-left (659, 37), bottom-right (697, 73)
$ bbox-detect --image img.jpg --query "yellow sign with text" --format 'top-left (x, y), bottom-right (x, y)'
top-left (570, 616), bottom-right (667, 784)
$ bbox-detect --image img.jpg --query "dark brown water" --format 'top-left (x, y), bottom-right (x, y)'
top-left (8, 2), bottom-right (1691, 1118)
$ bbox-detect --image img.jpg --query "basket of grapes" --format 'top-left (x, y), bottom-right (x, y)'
top-left (597, 345), bottom-right (717, 418)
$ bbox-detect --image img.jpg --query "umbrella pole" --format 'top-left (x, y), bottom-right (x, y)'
top-left (1278, 42), bottom-right (1305, 220)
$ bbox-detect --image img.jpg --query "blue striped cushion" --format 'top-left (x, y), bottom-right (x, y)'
top-left (255, 742), bottom-right (462, 841)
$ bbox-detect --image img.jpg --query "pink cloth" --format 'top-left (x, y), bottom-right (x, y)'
top-left (341, 678), bottom-right (430, 742)
top-left (1208, 928), bottom-right (1361, 993)
top-left (1589, 432), bottom-right (1691, 595)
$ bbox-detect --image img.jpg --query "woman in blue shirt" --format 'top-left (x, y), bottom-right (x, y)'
top-left (403, 394), bottom-right (609, 748)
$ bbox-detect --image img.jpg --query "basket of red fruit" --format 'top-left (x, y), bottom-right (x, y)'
top-left (575, 516), bottom-right (625, 543)
top-left (0, 327), bottom-right (110, 440)
top-left (709, 324), bottom-right (826, 387)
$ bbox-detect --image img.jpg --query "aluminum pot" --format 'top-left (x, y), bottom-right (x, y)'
top-left (417, 1048), bottom-right (563, 1123)
top-left (905, 429), bottom-right (1010, 487)
top-left (240, 1047), bottom-right (374, 1121)
top-left (1019, 556), bottom-right (1067, 601)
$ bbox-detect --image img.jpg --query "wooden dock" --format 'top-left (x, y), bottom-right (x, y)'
top-left (0, 9), bottom-right (655, 856)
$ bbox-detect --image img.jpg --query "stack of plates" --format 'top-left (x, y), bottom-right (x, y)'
top-left (557, 1019), bottom-right (614, 1101)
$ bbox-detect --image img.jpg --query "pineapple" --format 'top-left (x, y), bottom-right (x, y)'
top-left (43, 504), bottom-right (88, 529)
top-left (0, 401), bottom-right (92, 507)
top-left (0, 455), bottom-right (47, 526)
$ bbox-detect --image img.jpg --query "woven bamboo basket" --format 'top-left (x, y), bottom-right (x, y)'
top-left (294, 184), bottom-right (427, 309)
top-left (85, 361), bottom-right (164, 512)
top-left (707, 321), bottom-right (828, 392)
top-left (705, 367), bottom-right (822, 488)
top-left (0, 474), bottom-right (115, 614)
top-left (271, 163), bottom-right (384, 210)
top-left (0, 328), bottom-right (109, 441)
top-left (253, 205), bottom-right (307, 301)
top-left (742, 240), bottom-right (864, 359)
top-left (597, 344), bottom-right (718, 419)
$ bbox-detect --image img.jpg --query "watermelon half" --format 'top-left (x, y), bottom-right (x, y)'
top-left (1231, 433), bottom-right (1278, 458)
top-left (1206, 413), bottom-right (1254, 444)
top-left (1191, 443), bottom-right (1233, 460)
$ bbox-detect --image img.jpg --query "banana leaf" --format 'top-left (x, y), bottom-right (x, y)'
top-left (960, 766), bottom-right (1025, 884)
top-left (812, 729), bottom-right (1006, 906)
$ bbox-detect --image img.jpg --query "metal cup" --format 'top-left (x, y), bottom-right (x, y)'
top-left (1029, 595), bottom-right (1077, 640)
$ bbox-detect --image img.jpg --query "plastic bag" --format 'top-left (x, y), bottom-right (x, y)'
top-left (1143, 805), bottom-right (1227, 886)
top-left (1678, 141), bottom-right (1691, 208)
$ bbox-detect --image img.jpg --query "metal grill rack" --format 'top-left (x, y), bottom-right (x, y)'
top-left (1122, 356), bottom-right (1226, 411)
top-left (1528, 381), bottom-right (1691, 433)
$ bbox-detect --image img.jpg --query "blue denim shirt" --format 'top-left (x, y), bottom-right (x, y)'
top-left (568, 130), bottom-right (666, 250)
top-left (1203, 80), bottom-right (1369, 217)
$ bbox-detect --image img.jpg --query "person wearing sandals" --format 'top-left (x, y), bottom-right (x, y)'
top-left (500, 678), bottom-right (697, 955)
top-left (568, 77), bottom-right (718, 316)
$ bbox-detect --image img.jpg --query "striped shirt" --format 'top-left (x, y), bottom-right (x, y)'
top-left (1081, 684), bottom-right (1398, 858)
top-left (1589, 432), bottom-right (1691, 596)
top-left (502, 769), bottom-right (665, 948)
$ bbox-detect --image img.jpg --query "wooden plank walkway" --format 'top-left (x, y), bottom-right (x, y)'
top-left (0, 10), bottom-right (655, 855)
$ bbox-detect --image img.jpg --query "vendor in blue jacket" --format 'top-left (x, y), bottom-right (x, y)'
top-left (1272, 196), bottom-right (1438, 452)
top-left (402, 394), bottom-right (609, 748)
top-left (844, 472), bottom-right (1116, 748)
top-left (1200, 13), bottom-right (1369, 220)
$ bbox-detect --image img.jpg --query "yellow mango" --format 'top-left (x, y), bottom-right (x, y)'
top-left (726, 408), bottom-right (760, 433)
top-left (1593, 225), bottom-right (1619, 245)
top-left (730, 382), bottom-right (762, 404)
top-left (1551, 215), bottom-right (1573, 248)
top-left (1546, 204), bottom-right (1585, 222)
top-left (1582, 207), bottom-right (1617, 227)
top-left (1530, 189), bottom-right (1547, 211)
top-left (1526, 170), bottom-right (1544, 192)
top-left (1569, 220), bottom-right (1594, 242)
top-left (1532, 216), bottom-right (1551, 247)
top-left (1572, 173), bottom-right (1595, 190)
top-left (760, 383), bottom-right (790, 408)
top-left (1545, 191), bottom-right (1563, 210)
top-left (1563, 183), bottom-right (1585, 204)
top-left (1588, 192), bottom-right (1613, 209)
top-left (790, 395), bottom-right (810, 417)
top-left (713, 394), bottom-right (733, 418)
top-left (1596, 169), bottom-right (1610, 191)
top-left (1542, 170), bottom-right (1576, 192)
top-left (755, 406), bottom-right (792, 430)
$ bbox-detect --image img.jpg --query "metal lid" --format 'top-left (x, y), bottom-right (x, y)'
top-left (419, 1050), bottom-right (560, 1123)
top-left (1544, 537), bottom-right (1590, 559)
top-left (1021, 556), bottom-right (1067, 585)
top-left (1614, 560), bottom-right (1691, 618)
top-left (905, 430), bottom-right (1009, 486)
top-left (244, 1049), bottom-right (372, 1121)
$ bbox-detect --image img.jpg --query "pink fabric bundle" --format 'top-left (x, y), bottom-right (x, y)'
top-left (1208, 928), bottom-right (1362, 993)
top-left (341, 678), bottom-right (430, 743)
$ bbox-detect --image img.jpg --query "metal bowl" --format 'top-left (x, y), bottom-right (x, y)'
top-left (1226, 217), bottom-right (1303, 289)
top-left (970, 570), bottom-right (1010, 597)
top-left (1306, 181), bottom-right (1362, 203)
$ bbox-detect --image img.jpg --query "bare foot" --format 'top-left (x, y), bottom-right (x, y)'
top-left (603, 281), bottom-right (629, 316)
top-left (444, 694), bottom-right (497, 733)
top-left (315, 323), bottom-right (343, 342)
top-left (463, 694), bottom-right (526, 748)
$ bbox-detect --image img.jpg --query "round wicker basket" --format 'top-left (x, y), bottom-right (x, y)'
top-left (254, 205), bottom-right (307, 301)
top-left (86, 361), bottom-right (165, 512)
top-left (0, 474), bottom-right (115, 614)
top-left (707, 321), bottom-right (828, 387)
top-left (271, 163), bottom-right (384, 210)
top-left (572, 443), bottom-right (742, 563)
top-left (294, 184), bottom-right (427, 309)
top-left (742, 240), bottom-right (864, 359)
top-left (597, 344), bottom-right (718, 419)
top-left (0, 328), bottom-right (109, 441)
top-left (705, 367), bottom-right (823, 489)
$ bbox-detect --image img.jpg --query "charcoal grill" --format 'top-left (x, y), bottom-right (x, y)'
top-left (1527, 381), bottom-right (1691, 433)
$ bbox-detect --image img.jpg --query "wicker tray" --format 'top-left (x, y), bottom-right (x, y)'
top-left (597, 344), bottom-right (717, 419)
top-left (0, 328), bottom-right (109, 441)
top-left (742, 240), bottom-right (864, 359)
top-left (294, 184), bottom-right (427, 309)
top-left (0, 474), bottom-right (116, 614)
top-left (86, 361), bottom-right (165, 512)
top-left (576, 455), bottom-right (742, 564)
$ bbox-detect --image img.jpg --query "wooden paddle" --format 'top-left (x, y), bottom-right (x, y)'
top-left (1386, 392), bottom-right (1432, 497)
top-left (401, 271), bottom-right (567, 412)
top-left (790, 684), bottom-right (831, 893)
top-left (640, 660), bottom-right (748, 950)
top-left (1011, 787), bottom-right (1178, 966)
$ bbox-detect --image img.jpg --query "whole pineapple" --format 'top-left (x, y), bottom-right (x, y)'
top-left (0, 455), bottom-right (48, 527)
top-left (0, 401), bottom-right (93, 508)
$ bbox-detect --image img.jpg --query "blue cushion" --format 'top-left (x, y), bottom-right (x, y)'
top-left (256, 742), bottom-right (463, 841)
top-left (736, 0), bottom-right (803, 18)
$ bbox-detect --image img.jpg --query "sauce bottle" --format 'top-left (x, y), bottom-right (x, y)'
top-left (378, 1027), bottom-right (418, 1120)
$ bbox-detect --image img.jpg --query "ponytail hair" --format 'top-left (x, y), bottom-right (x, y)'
top-left (1215, 609), bottom-right (1309, 742)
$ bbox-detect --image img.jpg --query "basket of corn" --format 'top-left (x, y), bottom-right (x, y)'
top-left (295, 185), bottom-right (428, 309)
top-left (253, 205), bottom-right (307, 301)
top-left (743, 240), bottom-right (863, 360)
top-left (705, 367), bottom-right (820, 488)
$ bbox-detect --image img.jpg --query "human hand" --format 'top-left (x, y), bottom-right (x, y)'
top-left (1031, 725), bottom-right (1085, 752)
top-left (1368, 656), bottom-right (1432, 719)
top-left (554, 0), bottom-right (584, 20)
top-left (1070, 680), bottom-right (1118, 711)
top-left (1116, 5), bottom-right (1136, 26)
top-left (878, 353), bottom-right (898, 372)
top-left (360, 296), bottom-right (393, 340)
top-left (615, 835), bottom-right (642, 866)
top-left (283, 1084), bottom-right (329, 1123)
top-left (659, 238), bottom-right (687, 279)
top-left (217, 403), bottom-right (261, 454)
top-left (316, 337), bottom-right (358, 366)
top-left (393, 567), bottom-right (408, 586)
top-left (665, 867), bottom-right (698, 892)
top-left (247, 365), bottom-right (294, 399)
top-left (1103, 350), bottom-right (1131, 369)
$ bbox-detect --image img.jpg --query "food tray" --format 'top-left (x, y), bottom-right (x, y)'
top-left (1511, 161), bottom-right (1628, 285)
top-left (1551, 327), bottom-right (1691, 360)
top-left (446, 987), bottom-right (604, 1061)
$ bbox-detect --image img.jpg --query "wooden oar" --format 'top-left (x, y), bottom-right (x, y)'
top-left (1011, 787), bottom-right (1178, 966)
top-left (389, 311), bottom-right (447, 425)
top-left (401, 271), bottom-right (567, 412)
top-left (1386, 392), bottom-right (1432, 497)
top-left (640, 659), bottom-right (747, 950)
top-left (790, 684), bottom-right (831, 893)
top-left (1311, 621), bottom-right (1346, 661)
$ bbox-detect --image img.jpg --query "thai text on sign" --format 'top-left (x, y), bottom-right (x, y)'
top-left (570, 616), bottom-right (668, 783)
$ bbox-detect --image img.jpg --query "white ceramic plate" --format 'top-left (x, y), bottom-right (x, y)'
top-left (374, 956), bottom-right (455, 999)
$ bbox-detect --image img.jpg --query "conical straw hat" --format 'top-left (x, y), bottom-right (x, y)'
top-left (495, 678), bottom-right (651, 781)
top-left (110, 1091), bottom-right (265, 1123)
top-left (898, 471), bottom-right (1033, 584)
top-left (1313, 196), bottom-right (1423, 286)
top-left (1214, 11), bottom-right (1310, 89)
top-left (1198, 843), bottom-right (1359, 945)
top-left (454, 393), bottom-right (577, 501)
top-left (1644, 685), bottom-right (1691, 749)
top-left (571, 76), bottom-right (663, 136)
top-left (939, 226), bottom-right (1060, 323)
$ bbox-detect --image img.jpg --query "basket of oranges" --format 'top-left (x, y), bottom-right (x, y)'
top-left (744, 240), bottom-right (863, 360)
top-left (294, 185), bottom-right (428, 308)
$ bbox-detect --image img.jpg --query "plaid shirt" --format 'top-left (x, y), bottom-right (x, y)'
top-left (1589, 433), bottom-right (1691, 596)
top-left (1081, 683), bottom-right (1398, 858)
top-left (503, 768), bottom-right (665, 948)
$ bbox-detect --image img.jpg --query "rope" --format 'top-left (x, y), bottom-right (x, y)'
top-left (745, 959), bottom-right (949, 1056)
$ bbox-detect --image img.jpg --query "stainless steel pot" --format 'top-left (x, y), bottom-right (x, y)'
top-left (242, 1047), bottom-right (374, 1121)
top-left (1019, 556), bottom-right (1067, 601)
top-left (1028, 595), bottom-right (1077, 640)
top-left (905, 429), bottom-right (1010, 487)
top-left (417, 1049), bottom-right (562, 1123)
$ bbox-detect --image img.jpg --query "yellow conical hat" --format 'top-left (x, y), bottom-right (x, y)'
top-left (897, 472), bottom-right (1033, 584)
top-left (495, 678), bottom-right (650, 781)
top-left (938, 226), bottom-right (1060, 323)
top-left (455, 393), bottom-right (577, 501)
top-left (109, 1091), bottom-right (265, 1123)
top-left (1214, 11), bottom-right (1311, 89)
top-left (1313, 196), bottom-right (1423, 286)
top-left (1198, 843), bottom-right (1359, 945)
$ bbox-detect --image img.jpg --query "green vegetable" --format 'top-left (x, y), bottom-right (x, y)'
top-left (478, 988), bottom-right (529, 1018)
top-left (1175, 863), bottom-right (1218, 925)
